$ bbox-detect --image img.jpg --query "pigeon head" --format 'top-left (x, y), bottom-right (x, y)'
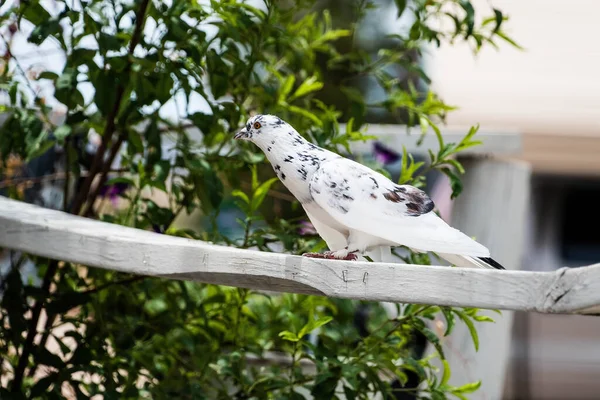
top-left (234, 114), bottom-right (288, 144)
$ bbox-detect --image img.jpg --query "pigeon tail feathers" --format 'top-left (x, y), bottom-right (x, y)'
top-left (438, 253), bottom-right (505, 270)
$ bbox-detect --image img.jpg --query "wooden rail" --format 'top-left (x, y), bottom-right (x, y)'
top-left (0, 196), bottom-right (598, 314)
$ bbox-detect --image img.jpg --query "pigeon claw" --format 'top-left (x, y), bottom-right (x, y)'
top-left (302, 251), bottom-right (358, 261)
top-left (340, 253), bottom-right (358, 261)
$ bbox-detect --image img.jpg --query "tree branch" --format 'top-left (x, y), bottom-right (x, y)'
top-left (27, 274), bottom-right (148, 379)
top-left (11, 259), bottom-right (58, 392)
top-left (82, 134), bottom-right (126, 217)
top-left (70, 0), bottom-right (151, 216)
top-left (0, 169), bottom-right (127, 189)
top-left (12, 0), bottom-right (153, 391)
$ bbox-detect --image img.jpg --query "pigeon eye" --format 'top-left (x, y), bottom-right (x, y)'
top-left (253, 122), bottom-right (262, 129)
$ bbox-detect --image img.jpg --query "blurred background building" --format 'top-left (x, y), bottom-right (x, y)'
top-left (424, 0), bottom-right (600, 398)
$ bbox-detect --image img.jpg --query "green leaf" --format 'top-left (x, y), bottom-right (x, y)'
top-left (314, 29), bottom-right (351, 45)
top-left (278, 75), bottom-right (295, 103)
top-left (454, 310), bottom-right (479, 351)
top-left (206, 49), bottom-right (229, 99)
top-left (56, 69), bottom-right (75, 91)
top-left (164, 16), bottom-right (192, 42)
top-left (191, 112), bottom-right (214, 133)
top-left (47, 291), bottom-right (91, 315)
top-left (128, 129), bottom-right (144, 153)
top-left (440, 307), bottom-right (455, 336)
top-left (298, 316), bottom-right (333, 339)
top-left (343, 385), bottom-right (357, 400)
top-left (444, 159), bottom-right (465, 174)
top-left (345, 117), bottom-right (354, 136)
top-left (29, 19), bottom-right (61, 45)
top-left (455, 125), bottom-right (482, 153)
top-left (278, 330), bottom-right (299, 342)
top-left (22, 1), bottom-right (51, 25)
top-left (26, 138), bottom-right (55, 161)
top-left (441, 359), bottom-right (451, 386)
top-left (289, 392), bottom-right (308, 400)
top-left (430, 119), bottom-right (444, 150)
top-left (250, 177), bottom-right (279, 212)
top-left (496, 31), bottom-right (524, 50)
top-left (55, 68), bottom-right (83, 108)
top-left (30, 374), bottom-right (57, 397)
top-left (289, 76), bottom-right (323, 102)
top-left (492, 9), bottom-right (504, 33)
top-left (398, 147), bottom-right (424, 184)
top-left (403, 357), bottom-right (426, 380)
top-left (419, 115), bottom-right (429, 135)
top-left (451, 380), bottom-right (482, 394)
top-left (1, 267), bottom-right (28, 344)
top-left (288, 105), bottom-right (322, 126)
top-left (473, 315), bottom-right (495, 323)
top-left (232, 189), bottom-right (250, 205)
top-left (464, 124), bottom-right (479, 141)
top-left (156, 72), bottom-right (174, 103)
top-left (34, 346), bottom-right (65, 368)
top-left (70, 343), bottom-right (93, 365)
top-left (395, 0), bottom-right (407, 17)
top-left (144, 298), bottom-right (168, 316)
top-left (440, 167), bottom-right (463, 199)
top-left (8, 82), bottom-right (18, 104)
top-left (72, 48), bottom-right (97, 64)
top-left (92, 70), bottom-right (118, 115)
top-left (415, 324), bottom-right (445, 359)
top-left (54, 125), bottom-right (72, 142)
top-left (52, 334), bottom-right (71, 357)
top-left (145, 199), bottom-right (175, 227)
top-left (399, 146), bottom-right (408, 177)
top-left (460, 0), bottom-right (476, 36)
top-left (431, 389), bottom-right (447, 400)
top-left (37, 71), bottom-right (59, 81)
top-left (311, 366), bottom-right (341, 400)
top-left (134, 74), bottom-right (155, 105)
top-left (153, 160), bottom-right (171, 185)
top-left (197, 166), bottom-right (224, 213)
top-left (250, 164), bottom-right (259, 190)
top-left (98, 32), bottom-right (122, 52)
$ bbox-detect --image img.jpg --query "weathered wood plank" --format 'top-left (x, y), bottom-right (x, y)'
top-left (0, 196), bottom-right (598, 314)
top-left (344, 124), bottom-right (522, 155)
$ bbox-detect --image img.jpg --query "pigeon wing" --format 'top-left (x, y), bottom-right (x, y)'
top-left (308, 158), bottom-right (490, 257)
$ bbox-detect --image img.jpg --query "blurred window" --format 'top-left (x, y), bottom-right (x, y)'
top-left (560, 182), bottom-right (600, 264)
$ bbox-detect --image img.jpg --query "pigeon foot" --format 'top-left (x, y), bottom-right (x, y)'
top-left (302, 250), bottom-right (358, 261)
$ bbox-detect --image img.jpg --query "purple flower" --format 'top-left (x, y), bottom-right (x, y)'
top-left (99, 181), bottom-right (129, 206)
top-left (373, 142), bottom-right (401, 165)
top-left (298, 220), bottom-right (318, 236)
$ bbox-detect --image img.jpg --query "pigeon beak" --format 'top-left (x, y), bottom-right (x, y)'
top-left (234, 128), bottom-right (248, 140)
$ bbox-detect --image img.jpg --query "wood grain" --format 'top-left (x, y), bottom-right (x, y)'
top-left (0, 196), bottom-right (598, 314)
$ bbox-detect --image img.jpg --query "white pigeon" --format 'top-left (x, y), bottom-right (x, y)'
top-left (234, 114), bottom-right (505, 270)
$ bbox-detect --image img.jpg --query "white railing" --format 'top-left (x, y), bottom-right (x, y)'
top-left (1, 196), bottom-right (598, 314)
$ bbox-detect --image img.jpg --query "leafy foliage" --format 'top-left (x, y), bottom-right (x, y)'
top-left (0, 0), bottom-right (516, 398)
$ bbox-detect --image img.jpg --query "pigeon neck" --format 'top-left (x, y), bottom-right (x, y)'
top-left (255, 129), bottom-right (307, 153)
top-left (258, 131), bottom-right (333, 203)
